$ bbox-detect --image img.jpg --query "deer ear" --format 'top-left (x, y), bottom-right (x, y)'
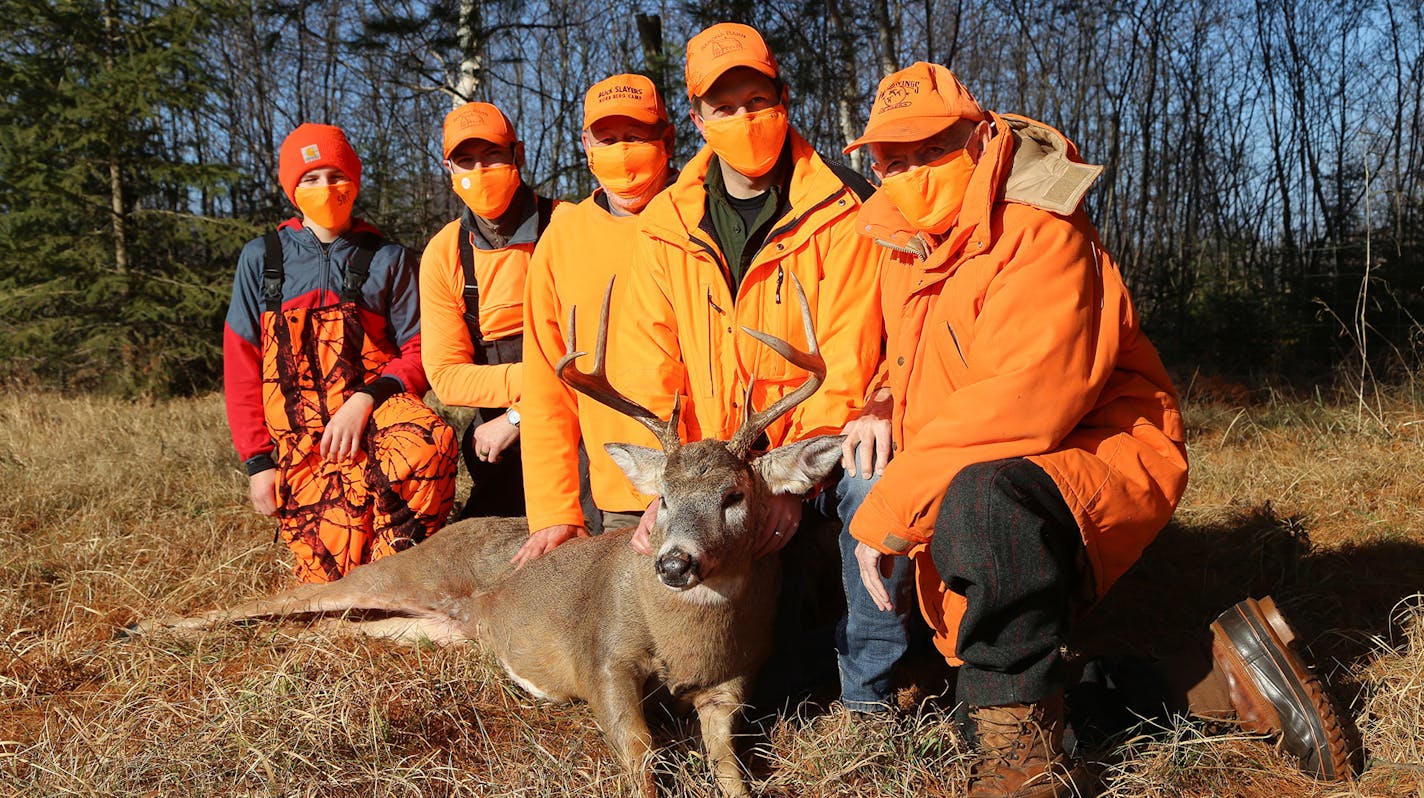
top-left (753, 435), bottom-right (844, 495)
top-left (605, 443), bottom-right (667, 495)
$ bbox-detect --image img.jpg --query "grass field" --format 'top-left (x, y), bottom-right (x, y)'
top-left (1, 386), bottom-right (1421, 797)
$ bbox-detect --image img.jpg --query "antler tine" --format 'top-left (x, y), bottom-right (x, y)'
top-left (556, 276), bottom-right (681, 451)
top-left (728, 273), bottom-right (826, 457)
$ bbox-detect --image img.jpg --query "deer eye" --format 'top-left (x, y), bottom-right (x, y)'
top-left (722, 491), bottom-right (744, 508)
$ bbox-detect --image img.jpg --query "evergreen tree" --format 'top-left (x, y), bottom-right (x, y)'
top-left (0, 0), bottom-right (250, 395)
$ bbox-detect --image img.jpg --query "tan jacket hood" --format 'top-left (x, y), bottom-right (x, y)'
top-left (1000, 113), bottom-right (1104, 216)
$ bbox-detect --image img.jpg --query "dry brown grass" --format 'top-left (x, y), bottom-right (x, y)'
top-left (1, 387), bottom-right (1422, 797)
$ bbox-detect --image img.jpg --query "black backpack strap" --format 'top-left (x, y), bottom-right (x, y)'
top-left (460, 199), bottom-right (549, 363)
top-left (340, 231), bottom-right (381, 304)
top-left (458, 229), bottom-right (485, 359)
top-left (823, 157), bottom-right (876, 203)
top-left (262, 231), bottom-right (284, 313)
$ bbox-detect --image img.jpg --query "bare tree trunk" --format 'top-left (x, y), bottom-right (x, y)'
top-left (455, 0), bottom-right (483, 104)
top-left (825, 0), bottom-right (864, 170)
top-left (103, 1), bottom-right (128, 275)
top-left (636, 13), bottom-right (666, 95)
top-left (872, 0), bottom-right (897, 76)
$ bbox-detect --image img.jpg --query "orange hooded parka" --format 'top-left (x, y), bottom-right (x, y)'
top-left (848, 114), bottom-right (1190, 663)
top-left (620, 131), bottom-right (884, 446)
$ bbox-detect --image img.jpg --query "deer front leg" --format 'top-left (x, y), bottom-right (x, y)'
top-left (692, 677), bottom-right (752, 798)
top-left (586, 666), bottom-right (657, 798)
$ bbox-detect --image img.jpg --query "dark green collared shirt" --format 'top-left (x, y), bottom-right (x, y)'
top-left (703, 145), bottom-right (791, 294)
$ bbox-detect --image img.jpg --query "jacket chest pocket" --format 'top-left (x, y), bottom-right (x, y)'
top-left (923, 318), bottom-right (970, 390)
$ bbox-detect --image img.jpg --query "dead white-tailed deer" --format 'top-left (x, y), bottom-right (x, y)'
top-left (133, 277), bottom-right (843, 798)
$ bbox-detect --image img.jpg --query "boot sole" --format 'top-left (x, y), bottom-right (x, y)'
top-left (1209, 596), bottom-right (1358, 780)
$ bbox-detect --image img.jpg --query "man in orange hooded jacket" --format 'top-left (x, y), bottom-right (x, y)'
top-left (511, 74), bottom-right (674, 565)
top-left (420, 102), bottom-right (558, 519)
top-left (620, 23), bottom-right (918, 713)
top-left (843, 63), bottom-right (1191, 796)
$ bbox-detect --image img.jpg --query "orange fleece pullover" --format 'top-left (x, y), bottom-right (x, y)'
top-left (420, 197), bottom-right (555, 408)
top-left (520, 193), bottom-right (662, 531)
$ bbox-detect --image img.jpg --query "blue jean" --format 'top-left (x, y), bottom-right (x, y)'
top-left (818, 469), bottom-right (919, 712)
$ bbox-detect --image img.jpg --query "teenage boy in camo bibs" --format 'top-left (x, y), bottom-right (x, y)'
top-left (223, 123), bottom-right (457, 584)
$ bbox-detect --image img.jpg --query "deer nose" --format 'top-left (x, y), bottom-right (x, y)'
top-left (655, 548), bottom-right (700, 589)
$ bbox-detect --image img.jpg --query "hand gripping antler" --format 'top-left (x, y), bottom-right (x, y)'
top-left (556, 276), bottom-right (683, 452)
top-left (727, 273), bottom-right (826, 458)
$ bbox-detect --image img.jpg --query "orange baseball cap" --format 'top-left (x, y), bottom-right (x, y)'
top-left (844, 62), bottom-right (986, 153)
top-left (583, 74), bottom-right (668, 128)
top-left (442, 101), bottom-right (517, 158)
top-left (684, 22), bottom-right (779, 99)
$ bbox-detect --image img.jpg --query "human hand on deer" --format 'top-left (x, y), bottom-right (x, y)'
top-left (854, 540), bottom-right (896, 611)
top-left (753, 492), bottom-right (803, 558)
top-left (631, 500), bottom-right (658, 556)
top-left (841, 386), bottom-right (892, 479)
top-left (512, 524), bottom-right (585, 568)
top-left (321, 391), bottom-right (374, 462)
top-left (472, 413), bottom-right (520, 462)
top-left (247, 468), bottom-right (278, 516)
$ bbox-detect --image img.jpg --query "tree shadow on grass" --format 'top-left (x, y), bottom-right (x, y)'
top-left (1075, 503), bottom-right (1424, 684)
top-left (1067, 501), bottom-right (1424, 757)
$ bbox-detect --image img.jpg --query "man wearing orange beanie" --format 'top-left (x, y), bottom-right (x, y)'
top-left (420, 103), bottom-right (558, 519)
top-left (224, 123), bottom-right (457, 583)
top-left (511, 74), bottom-right (675, 566)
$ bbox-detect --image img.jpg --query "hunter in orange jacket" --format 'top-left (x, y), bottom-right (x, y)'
top-left (226, 124), bottom-right (457, 583)
top-left (845, 62), bottom-right (1188, 794)
top-left (513, 74), bottom-right (673, 563)
top-left (421, 101), bottom-right (558, 519)
top-left (621, 24), bottom-right (918, 715)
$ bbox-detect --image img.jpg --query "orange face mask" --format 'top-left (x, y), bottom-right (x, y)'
top-left (294, 183), bottom-right (356, 230)
top-left (878, 149), bottom-right (977, 235)
top-left (586, 140), bottom-right (667, 200)
top-left (700, 106), bottom-right (788, 178)
top-left (452, 164), bottom-right (521, 218)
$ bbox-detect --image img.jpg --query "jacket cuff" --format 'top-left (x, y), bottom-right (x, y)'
top-left (357, 376), bottom-right (403, 407)
top-left (243, 453), bottom-right (277, 476)
top-left (849, 487), bottom-right (925, 555)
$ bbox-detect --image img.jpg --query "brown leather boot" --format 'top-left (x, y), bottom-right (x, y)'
top-left (1209, 596), bottom-right (1361, 779)
top-left (966, 693), bottom-right (1086, 798)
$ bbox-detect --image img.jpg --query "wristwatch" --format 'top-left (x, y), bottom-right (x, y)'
top-left (506, 407), bottom-right (521, 427)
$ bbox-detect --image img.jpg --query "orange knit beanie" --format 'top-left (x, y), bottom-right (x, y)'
top-left (278, 123), bottom-right (362, 205)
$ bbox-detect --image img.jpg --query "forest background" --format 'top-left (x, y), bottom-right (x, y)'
top-left (1, 0), bottom-right (1421, 397)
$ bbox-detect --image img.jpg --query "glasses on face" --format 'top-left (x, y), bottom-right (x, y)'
top-left (446, 145), bottom-right (514, 172)
top-left (876, 122), bottom-right (988, 176)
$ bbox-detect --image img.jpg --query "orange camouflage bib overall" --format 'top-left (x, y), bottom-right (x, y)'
top-left (260, 239), bottom-right (456, 583)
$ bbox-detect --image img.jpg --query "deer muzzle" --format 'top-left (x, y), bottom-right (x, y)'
top-left (655, 546), bottom-right (702, 589)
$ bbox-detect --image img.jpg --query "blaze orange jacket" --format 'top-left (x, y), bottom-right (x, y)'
top-left (521, 193), bottom-right (661, 532)
top-left (621, 131), bottom-right (883, 446)
top-left (420, 196), bottom-right (554, 409)
top-left (848, 114), bottom-right (1190, 663)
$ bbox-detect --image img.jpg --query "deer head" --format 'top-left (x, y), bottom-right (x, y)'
top-left (557, 275), bottom-right (843, 592)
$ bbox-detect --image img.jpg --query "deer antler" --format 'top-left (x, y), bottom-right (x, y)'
top-left (556, 277), bottom-right (682, 452)
top-left (728, 273), bottom-right (825, 458)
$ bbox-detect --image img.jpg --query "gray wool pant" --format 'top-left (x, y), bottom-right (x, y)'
top-left (930, 458), bottom-right (1083, 708)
